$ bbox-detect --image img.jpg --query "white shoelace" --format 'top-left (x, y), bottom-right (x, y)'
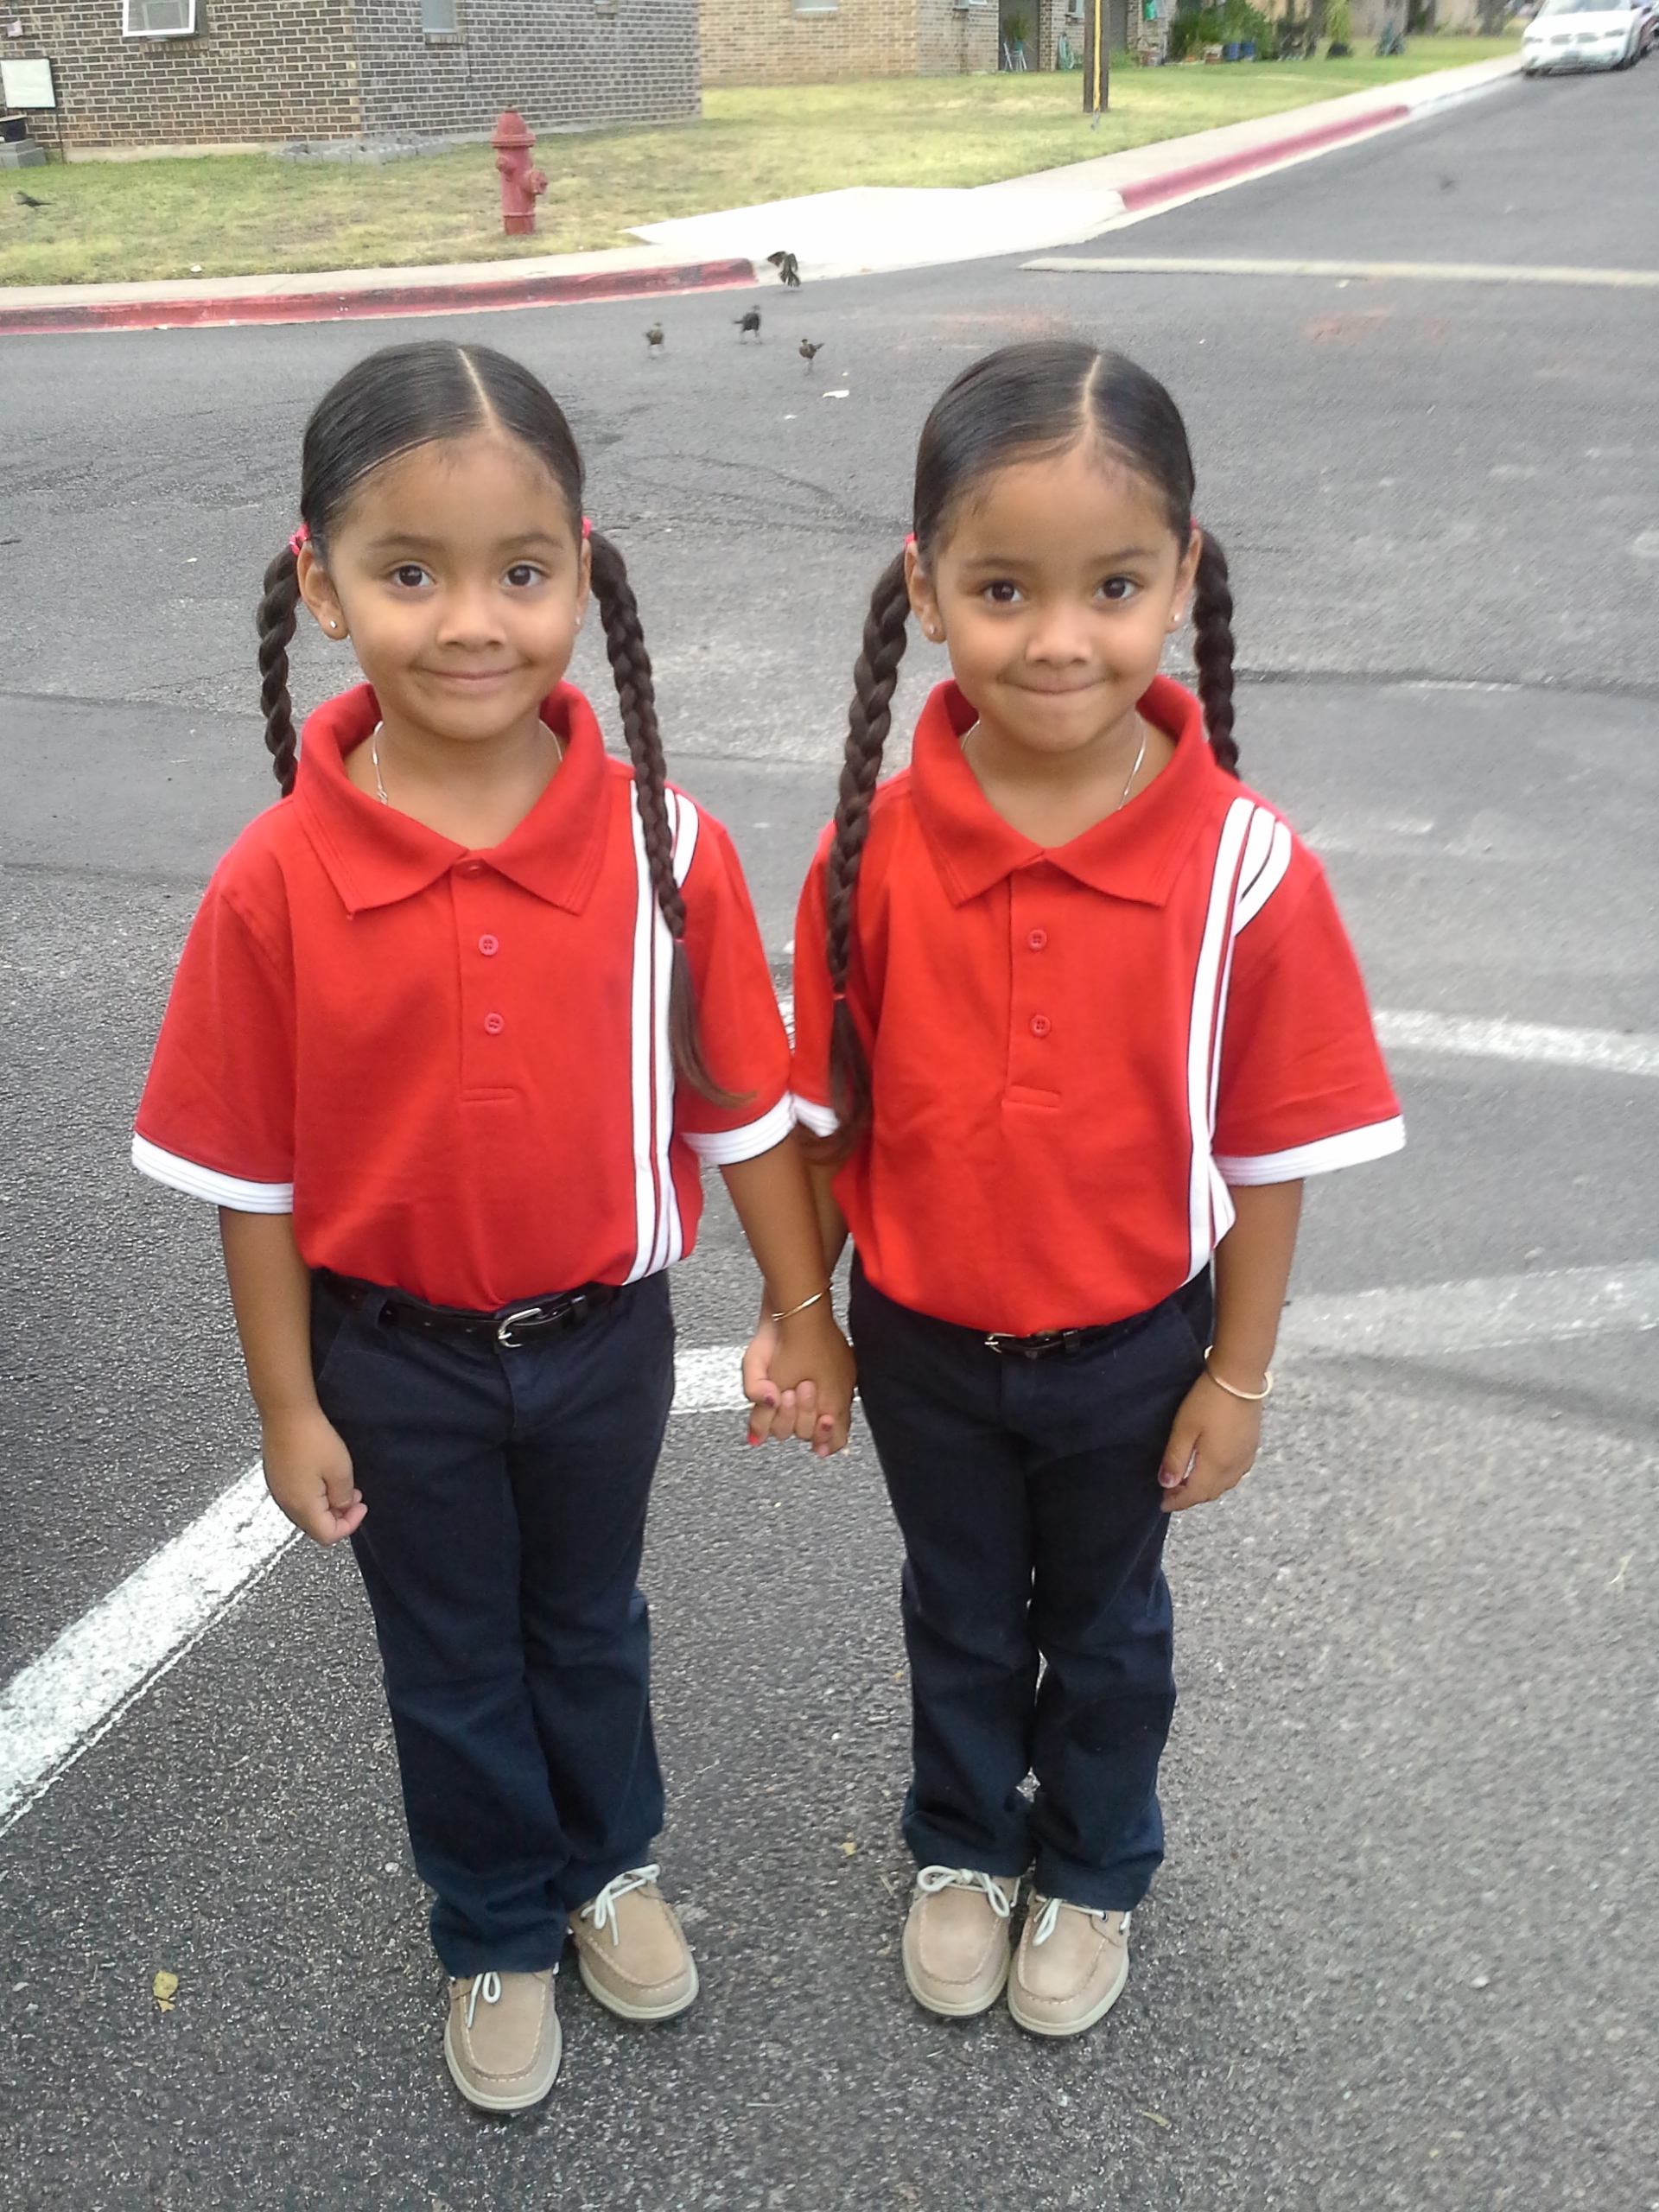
top-left (464, 1969), bottom-right (501, 2029)
top-left (579, 1862), bottom-right (661, 1946)
top-left (1030, 1897), bottom-right (1131, 1947)
top-left (915, 1865), bottom-right (1014, 1919)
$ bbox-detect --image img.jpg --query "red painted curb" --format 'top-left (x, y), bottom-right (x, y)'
top-left (0, 254), bottom-right (758, 338)
top-left (1118, 102), bottom-right (1411, 212)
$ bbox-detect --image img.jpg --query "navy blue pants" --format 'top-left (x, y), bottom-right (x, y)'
top-left (849, 1261), bottom-right (1211, 1913)
top-left (310, 1271), bottom-right (675, 1977)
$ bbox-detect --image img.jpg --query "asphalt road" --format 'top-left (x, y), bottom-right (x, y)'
top-left (3, 60), bottom-right (1657, 2212)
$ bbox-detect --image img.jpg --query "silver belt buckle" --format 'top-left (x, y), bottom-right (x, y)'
top-left (496, 1305), bottom-right (545, 1349)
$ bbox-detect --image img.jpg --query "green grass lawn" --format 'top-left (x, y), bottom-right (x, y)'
top-left (1, 36), bottom-right (1518, 289)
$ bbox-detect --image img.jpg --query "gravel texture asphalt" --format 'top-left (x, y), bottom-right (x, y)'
top-left (1, 61), bottom-right (1656, 2212)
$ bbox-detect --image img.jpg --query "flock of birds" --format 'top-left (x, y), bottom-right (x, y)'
top-left (644, 312), bottom-right (826, 368)
top-left (645, 247), bottom-right (829, 368)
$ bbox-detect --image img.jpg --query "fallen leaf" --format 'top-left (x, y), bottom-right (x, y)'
top-left (153, 1969), bottom-right (179, 2012)
top-left (841, 1837), bottom-right (857, 1856)
top-left (1139, 2108), bottom-right (1170, 2128)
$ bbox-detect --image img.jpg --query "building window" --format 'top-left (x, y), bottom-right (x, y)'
top-left (421, 0), bottom-right (459, 31)
top-left (792, 0), bottom-right (838, 14)
top-left (123, 0), bottom-right (198, 35)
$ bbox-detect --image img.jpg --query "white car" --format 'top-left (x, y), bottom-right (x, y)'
top-left (1521, 0), bottom-right (1646, 69)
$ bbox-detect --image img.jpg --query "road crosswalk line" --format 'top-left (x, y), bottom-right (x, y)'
top-left (3, 1262), bottom-right (1655, 1837)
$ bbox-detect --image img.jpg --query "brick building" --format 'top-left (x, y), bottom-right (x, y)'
top-left (3, 0), bottom-right (698, 156)
top-left (698, 0), bottom-right (997, 88)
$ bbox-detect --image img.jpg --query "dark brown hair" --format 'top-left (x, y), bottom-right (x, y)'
top-left (821, 341), bottom-right (1237, 1154)
top-left (255, 339), bottom-right (734, 1101)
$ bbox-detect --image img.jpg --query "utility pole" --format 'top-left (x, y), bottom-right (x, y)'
top-left (1085, 0), bottom-right (1109, 119)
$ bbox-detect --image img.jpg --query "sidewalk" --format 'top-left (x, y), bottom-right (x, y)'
top-left (0, 55), bottom-right (1519, 337)
top-left (632, 54), bottom-right (1520, 280)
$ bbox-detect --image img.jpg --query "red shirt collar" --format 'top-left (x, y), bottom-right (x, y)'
top-left (291, 683), bottom-right (613, 916)
top-left (909, 675), bottom-right (1222, 908)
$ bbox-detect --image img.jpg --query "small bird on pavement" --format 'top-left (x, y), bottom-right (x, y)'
top-left (799, 339), bottom-right (823, 367)
top-left (767, 251), bottom-right (801, 288)
top-left (15, 190), bottom-right (47, 209)
top-left (734, 308), bottom-right (762, 340)
top-left (645, 323), bottom-right (664, 354)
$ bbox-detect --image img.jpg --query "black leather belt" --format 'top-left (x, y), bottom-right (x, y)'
top-left (315, 1268), bottom-right (620, 1350)
top-left (984, 1324), bottom-right (1104, 1360)
top-left (983, 1274), bottom-right (1209, 1361)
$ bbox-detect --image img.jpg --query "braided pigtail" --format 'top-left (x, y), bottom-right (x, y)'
top-left (588, 529), bottom-right (744, 1106)
top-left (817, 550), bottom-right (912, 1161)
top-left (256, 544), bottom-right (303, 795)
top-left (1192, 527), bottom-right (1238, 777)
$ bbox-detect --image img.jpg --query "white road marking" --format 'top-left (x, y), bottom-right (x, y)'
top-left (3, 1262), bottom-right (1656, 1834)
top-left (1376, 1011), bottom-right (1659, 1080)
top-left (780, 997), bottom-right (1659, 1080)
top-left (0, 1466), bottom-right (289, 1840)
top-left (1022, 255), bottom-right (1659, 291)
top-left (1279, 1263), bottom-right (1659, 1362)
top-left (0, 1345), bottom-right (759, 1838)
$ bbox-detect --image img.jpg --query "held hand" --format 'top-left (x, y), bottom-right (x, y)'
top-left (260, 1403), bottom-right (365, 1546)
top-left (744, 1307), bottom-right (855, 1458)
top-left (1157, 1374), bottom-right (1263, 1515)
top-left (741, 1313), bottom-right (790, 1443)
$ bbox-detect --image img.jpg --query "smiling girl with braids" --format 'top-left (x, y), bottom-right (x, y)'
top-left (133, 341), bottom-right (852, 2112)
top-left (761, 342), bottom-right (1401, 2037)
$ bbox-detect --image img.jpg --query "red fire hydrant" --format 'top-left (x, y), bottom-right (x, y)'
top-left (493, 111), bottom-right (548, 237)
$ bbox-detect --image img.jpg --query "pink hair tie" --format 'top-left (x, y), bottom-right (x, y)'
top-left (582, 516), bottom-right (594, 541)
top-left (288, 523), bottom-right (308, 559)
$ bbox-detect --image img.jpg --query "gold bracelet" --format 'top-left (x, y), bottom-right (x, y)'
top-left (771, 1287), bottom-right (830, 1325)
top-left (1204, 1349), bottom-right (1273, 1402)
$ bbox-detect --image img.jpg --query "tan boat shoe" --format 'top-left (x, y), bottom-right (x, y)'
top-left (1007, 1894), bottom-right (1131, 2037)
top-left (570, 1864), bottom-right (698, 2022)
top-left (901, 1866), bottom-right (1021, 2018)
top-left (443, 1968), bottom-right (561, 2112)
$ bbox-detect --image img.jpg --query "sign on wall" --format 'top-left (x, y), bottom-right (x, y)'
top-left (1, 54), bottom-right (54, 107)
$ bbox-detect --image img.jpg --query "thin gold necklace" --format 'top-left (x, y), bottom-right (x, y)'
top-left (962, 715), bottom-right (1149, 811)
top-left (368, 718), bottom-right (564, 808)
top-left (1118, 718), bottom-right (1149, 810)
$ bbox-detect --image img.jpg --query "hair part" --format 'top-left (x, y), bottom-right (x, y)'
top-left (257, 339), bottom-right (738, 1103)
top-left (818, 340), bottom-right (1238, 1158)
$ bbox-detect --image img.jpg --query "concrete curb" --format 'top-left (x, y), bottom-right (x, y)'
top-left (0, 253), bottom-right (758, 338)
top-left (1116, 100), bottom-right (1412, 213)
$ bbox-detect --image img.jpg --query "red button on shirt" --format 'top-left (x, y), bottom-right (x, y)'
top-left (134, 683), bottom-right (795, 1309)
top-left (790, 677), bottom-right (1402, 1337)
top-left (479, 934), bottom-right (499, 956)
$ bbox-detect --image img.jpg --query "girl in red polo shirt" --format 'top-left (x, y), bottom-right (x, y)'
top-left (766, 342), bottom-right (1401, 2037)
top-left (134, 341), bottom-right (852, 2112)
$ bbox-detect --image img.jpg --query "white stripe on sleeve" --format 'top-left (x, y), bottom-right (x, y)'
top-left (131, 1132), bottom-right (293, 1213)
top-left (1235, 817), bottom-right (1292, 930)
top-left (790, 1095), bottom-right (840, 1138)
top-left (683, 1094), bottom-right (797, 1166)
top-left (1186, 797), bottom-right (1255, 1277)
top-left (1216, 1116), bottom-right (1407, 1185)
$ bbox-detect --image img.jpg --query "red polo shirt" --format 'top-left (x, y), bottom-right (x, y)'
top-left (134, 683), bottom-right (792, 1310)
top-left (791, 677), bottom-right (1402, 1337)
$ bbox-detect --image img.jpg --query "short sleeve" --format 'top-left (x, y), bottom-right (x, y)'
top-left (672, 806), bottom-right (794, 1163)
top-left (132, 874), bottom-right (297, 1211)
top-left (1213, 845), bottom-right (1404, 1185)
top-left (787, 830), bottom-right (840, 1139)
